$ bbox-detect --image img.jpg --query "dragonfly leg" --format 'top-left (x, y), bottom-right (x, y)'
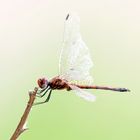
top-left (33, 89), bottom-right (52, 106)
top-left (37, 87), bottom-right (47, 93)
top-left (36, 87), bottom-right (50, 98)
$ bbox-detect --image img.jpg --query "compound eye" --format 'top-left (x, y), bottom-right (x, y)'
top-left (37, 78), bottom-right (48, 89)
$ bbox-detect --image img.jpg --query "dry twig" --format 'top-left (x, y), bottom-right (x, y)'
top-left (10, 87), bottom-right (38, 140)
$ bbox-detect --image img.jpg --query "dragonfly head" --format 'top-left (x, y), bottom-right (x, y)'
top-left (37, 78), bottom-right (48, 89)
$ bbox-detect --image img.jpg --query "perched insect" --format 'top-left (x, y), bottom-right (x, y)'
top-left (35, 13), bottom-right (130, 105)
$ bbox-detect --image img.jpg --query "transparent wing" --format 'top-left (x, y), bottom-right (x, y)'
top-left (59, 13), bottom-right (94, 85)
top-left (69, 85), bottom-right (96, 102)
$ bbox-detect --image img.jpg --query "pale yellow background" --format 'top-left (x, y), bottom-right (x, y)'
top-left (0, 0), bottom-right (139, 140)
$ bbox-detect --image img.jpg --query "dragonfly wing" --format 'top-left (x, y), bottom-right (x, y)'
top-left (59, 13), bottom-right (93, 85)
top-left (69, 85), bottom-right (96, 102)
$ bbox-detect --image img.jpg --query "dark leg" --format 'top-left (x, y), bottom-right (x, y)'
top-left (45, 89), bottom-right (52, 102)
top-left (37, 87), bottom-right (47, 94)
top-left (33, 90), bottom-right (52, 106)
top-left (36, 87), bottom-right (51, 98)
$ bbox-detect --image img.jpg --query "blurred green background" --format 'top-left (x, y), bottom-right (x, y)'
top-left (0, 0), bottom-right (139, 140)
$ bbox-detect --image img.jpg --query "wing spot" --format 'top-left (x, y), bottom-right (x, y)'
top-left (70, 68), bottom-right (74, 71)
top-left (66, 14), bottom-right (69, 20)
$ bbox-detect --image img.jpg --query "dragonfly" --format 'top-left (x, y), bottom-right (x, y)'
top-left (35, 13), bottom-right (130, 105)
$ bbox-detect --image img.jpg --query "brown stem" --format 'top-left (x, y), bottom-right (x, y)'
top-left (10, 87), bottom-right (38, 140)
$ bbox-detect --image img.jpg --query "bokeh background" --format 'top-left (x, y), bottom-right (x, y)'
top-left (0, 0), bottom-right (139, 140)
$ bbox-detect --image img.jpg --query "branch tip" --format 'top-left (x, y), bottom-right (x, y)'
top-left (10, 87), bottom-right (38, 140)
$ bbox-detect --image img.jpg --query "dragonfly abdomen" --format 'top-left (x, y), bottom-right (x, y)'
top-left (74, 85), bottom-right (130, 92)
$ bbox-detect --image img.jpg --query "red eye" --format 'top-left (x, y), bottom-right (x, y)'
top-left (37, 78), bottom-right (48, 89)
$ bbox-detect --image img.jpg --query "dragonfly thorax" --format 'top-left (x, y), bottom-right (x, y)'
top-left (49, 77), bottom-right (70, 90)
top-left (37, 78), bottom-right (48, 89)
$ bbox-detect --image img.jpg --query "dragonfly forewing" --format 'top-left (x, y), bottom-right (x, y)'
top-left (59, 13), bottom-right (94, 86)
